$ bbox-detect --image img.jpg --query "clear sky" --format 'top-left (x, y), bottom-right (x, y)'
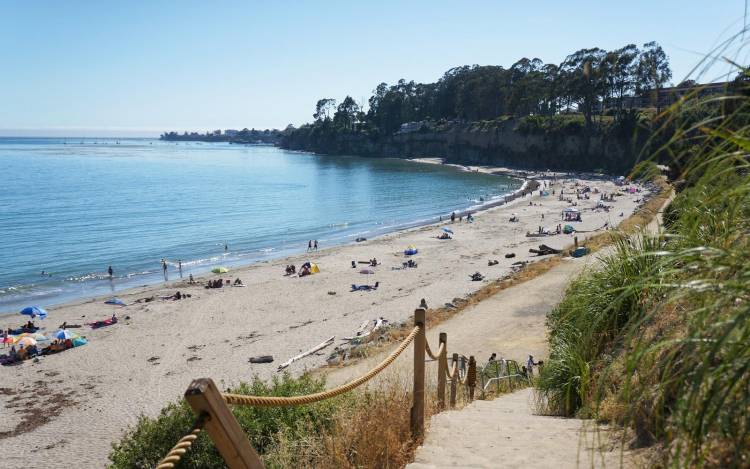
top-left (0, 1), bottom-right (746, 136)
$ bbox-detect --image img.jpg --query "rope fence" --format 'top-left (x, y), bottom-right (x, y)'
top-left (156, 308), bottom-right (480, 469)
top-left (155, 413), bottom-right (207, 469)
top-left (222, 325), bottom-right (419, 407)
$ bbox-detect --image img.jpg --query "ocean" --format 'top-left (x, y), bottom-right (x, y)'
top-left (0, 138), bottom-right (520, 314)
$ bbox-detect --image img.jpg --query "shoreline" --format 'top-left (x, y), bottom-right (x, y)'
top-left (0, 165), bottom-right (528, 317)
top-left (0, 170), bottom-right (650, 467)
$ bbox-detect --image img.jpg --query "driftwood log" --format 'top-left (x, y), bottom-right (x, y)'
top-left (278, 336), bottom-right (335, 370)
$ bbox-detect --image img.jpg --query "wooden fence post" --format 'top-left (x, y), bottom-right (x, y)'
top-left (184, 378), bottom-right (264, 469)
top-left (411, 308), bottom-right (426, 438)
top-left (449, 352), bottom-right (458, 409)
top-left (507, 360), bottom-right (514, 391)
top-left (574, 236), bottom-right (579, 248)
top-left (467, 356), bottom-right (477, 402)
top-left (495, 360), bottom-right (501, 394)
top-left (437, 332), bottom-right (447, 410)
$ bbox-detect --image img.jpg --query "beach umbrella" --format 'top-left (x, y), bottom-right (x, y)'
top-left (52, 329), bottom-right (78, 340)
top-left (16, 337), bottom-right (37, 348)
top-left (212, 267), bottom-right (229, 274)
top-left (442, 227), bottom-right (454, 234)
top-left (104, 297), bottom-right (126, 306)
top-left (18, 332), bottom-right (48, 341)
top-left (20, 306), bottom-right (48, 319)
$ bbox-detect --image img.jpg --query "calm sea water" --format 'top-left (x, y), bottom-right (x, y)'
top-left (0, 138), bottom-right (519, 314)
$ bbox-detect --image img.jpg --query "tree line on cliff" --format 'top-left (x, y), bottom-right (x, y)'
top-left (288, 41), bottom-right (672, 142)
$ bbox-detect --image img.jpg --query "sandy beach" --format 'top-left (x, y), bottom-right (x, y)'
top-left (0, 172), bottom-right (650, 467)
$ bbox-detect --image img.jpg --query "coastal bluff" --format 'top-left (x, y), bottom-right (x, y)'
top-left (280, 117), bottom-right (649, 174)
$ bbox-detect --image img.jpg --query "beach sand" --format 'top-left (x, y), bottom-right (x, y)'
top-left (0, 174), bottom-right (649, 467)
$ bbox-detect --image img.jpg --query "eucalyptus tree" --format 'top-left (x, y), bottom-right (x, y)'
top-left (635, 41), bottom-right (672, 112)
top-left (313, 98), bottom-right (337, 121)
top-left (561, 47), bottom-right (607, 128)
top-left (609, 44), bottom-right (640, 116)
top-left (333, 96), bottom-right (360, 130)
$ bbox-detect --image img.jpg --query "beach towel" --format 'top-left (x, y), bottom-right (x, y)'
top-left (88, 317), bottom-right (118, 329)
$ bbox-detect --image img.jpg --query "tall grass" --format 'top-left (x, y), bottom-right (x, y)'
top-left (537, 58), bottom-right (750, 466)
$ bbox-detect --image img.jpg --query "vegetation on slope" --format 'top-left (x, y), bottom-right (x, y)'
top-left (536, 65), bottom-right (750, 466)
top-left (109, 370), bottom-right (464, 468)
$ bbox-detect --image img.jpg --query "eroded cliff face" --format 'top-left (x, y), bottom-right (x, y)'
top-left (281, 119), bottom-right (641, 174)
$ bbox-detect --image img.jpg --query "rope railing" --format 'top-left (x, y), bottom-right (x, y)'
top-left (424, 340), bottom-right (445, 360)
top-left (155, 413), bottom-right (207, 469)
top-left (159, 308), bottom-right (480, 469)
top-left (222, 326), bottom-right (419, 407)
top-left (446, 360), bottom-right (459, 380)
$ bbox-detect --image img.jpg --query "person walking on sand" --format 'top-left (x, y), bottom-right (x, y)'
top-left (107, 265), bottom-right (113, 279)
top-left (307, 240), bottom-right (312, 252)
top-left (314, 240), bottom-right (318, 251)
top-left (161, 259), bottom-right (168, 281)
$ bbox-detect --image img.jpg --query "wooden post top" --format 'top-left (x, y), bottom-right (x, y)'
top-left (414, 308), bottom-right (426, 326)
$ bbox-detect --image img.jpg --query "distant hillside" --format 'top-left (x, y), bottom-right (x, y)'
top-left (160, 128), bottom-right (283, 145)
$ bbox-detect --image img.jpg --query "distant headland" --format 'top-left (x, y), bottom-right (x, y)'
top-left (160, 127), bottom-right (284, 145)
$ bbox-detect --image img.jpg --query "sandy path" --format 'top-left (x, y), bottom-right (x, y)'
top-left (407, 388), bottom-right (626, 469)
top-left (0, 176), bottom-right (647, 468)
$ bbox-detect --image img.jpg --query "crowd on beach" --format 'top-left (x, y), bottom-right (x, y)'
top-left (0, 313), bottom-right (108, 366)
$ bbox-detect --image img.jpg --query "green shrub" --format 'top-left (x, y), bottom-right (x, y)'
top-left (108, 373), bottom-right (343, 469)
top-left (515, 114), bottom-right (586, 136)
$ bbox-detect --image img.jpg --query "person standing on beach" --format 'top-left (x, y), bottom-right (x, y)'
top-left (178, 260), bottom-right (182, 278)
top-left (161, 259), bottom-right (168, 281)
top-left (307, 240), bottom-right (312, 251)
top-left (107, 265), bottom-right (113, 279)
top-left (450, 211), bottom-right (456, 223)
top-left (314, 240), bottom-right (318, 251)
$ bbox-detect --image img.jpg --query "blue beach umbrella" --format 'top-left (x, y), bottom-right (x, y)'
top-left (52, 329), bottom-right (78, 340)
top-left (20, 306), bottom-right (48, 319)
top-left (104, 297), bottom-right (126, 306)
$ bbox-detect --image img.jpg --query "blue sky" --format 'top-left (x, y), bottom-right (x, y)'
top-left (0, 1), bottom-right (745, 136)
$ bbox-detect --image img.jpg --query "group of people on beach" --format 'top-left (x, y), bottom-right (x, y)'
top-left (2, 337), bottom-right (80, 365)
top-left (449, 211), bottom-right (474, 223)
top-left (307, 240), bottom-right (319, 251)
